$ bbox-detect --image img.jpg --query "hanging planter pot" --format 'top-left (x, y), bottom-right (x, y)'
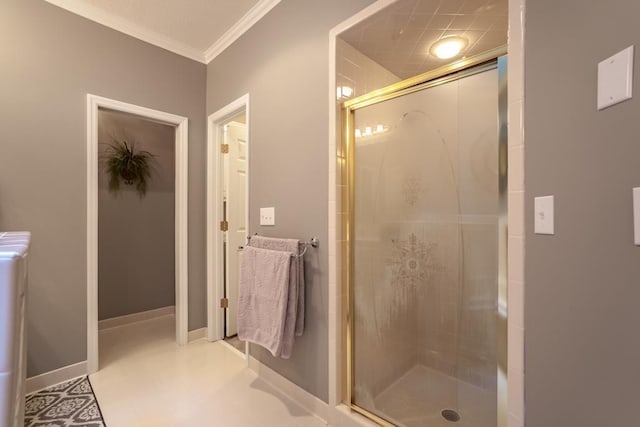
top-left (103, 141), bottom-right (154, 197)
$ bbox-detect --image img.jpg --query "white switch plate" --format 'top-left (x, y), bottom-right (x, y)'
top-left (634, 188), bottom-right (640, 245)
top-left (597, 45), bottom-right (634, 110)
top-left (260, 207), bottom-right (275, 226)
top-left (534, 195), bottom-right (555, 235)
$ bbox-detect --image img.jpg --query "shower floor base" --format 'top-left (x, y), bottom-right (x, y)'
top-left (371, 365), bottom-right (496, 427)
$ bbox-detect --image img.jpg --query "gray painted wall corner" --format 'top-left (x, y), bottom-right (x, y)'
top-left (525, 1), bottom-right (640, 426)
top-left (206, 0), bottom-right (375, 402)
top-left (0, 0), bottom-right (207, 376)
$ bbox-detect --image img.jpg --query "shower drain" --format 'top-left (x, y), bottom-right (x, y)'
top-left (441, 409), bottom-right (461, 422)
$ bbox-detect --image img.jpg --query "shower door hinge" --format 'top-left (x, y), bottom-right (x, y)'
top-left (220, 144), bottom-right (229, 154)
top-left (220, 298), bottom-right (229, 308)
top-left (220, 220), bottom-right (229, 231)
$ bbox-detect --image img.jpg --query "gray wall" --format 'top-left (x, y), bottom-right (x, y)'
top-left (98, 110), bottom-right (175, 320)
top-left (525, 1), bottom-right (640, 426)
top-left (0, 0), bottom-right (207, 377)
top-left (207, 0), bottom-right (373, 402)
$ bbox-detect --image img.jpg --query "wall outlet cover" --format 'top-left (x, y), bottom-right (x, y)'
top-left (597, 45), bottom-right (634, 110)
top-left (634, 188), bottom-right (640, 245)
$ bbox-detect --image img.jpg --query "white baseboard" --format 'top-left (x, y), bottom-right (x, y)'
top-left (219, 339), bottom-right (248, 359)
top-left (247, 356), bottom-right (381, 427)
top-left (248, 356), bottom-right (329, 424)
top-left (26, 360), bottom-right (87, 394)
top-left (98, 306), bottom-right (175, 330)
top-left (187, 327), bottom-right (207, 342)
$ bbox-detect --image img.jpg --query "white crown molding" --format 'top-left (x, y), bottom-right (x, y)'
top-left (43, 0), bottom-right (206, 63)
top-left (203, 0), bottom-right (281, 63)
top-left (44, 0), bottom-right (279, 65)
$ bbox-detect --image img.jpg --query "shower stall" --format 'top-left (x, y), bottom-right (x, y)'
top-left (342, 52), bottom-right (507, 427)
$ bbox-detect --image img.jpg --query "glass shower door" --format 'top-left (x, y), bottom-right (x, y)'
top-left (349, 63), bottom-right (502, 427)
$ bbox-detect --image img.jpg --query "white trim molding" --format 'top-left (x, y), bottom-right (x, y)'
top-left (43, 0), bottom-right (280, 64)
top-left (86, 94), bottom-right (189, 374)
top-left (506, 0), bottom-right (526, 426)
top-left (247, 355), bottom-right (377, 426)
top-left (326, 0), bottom-right (398, 418)
top-left (98, 306), bottom-right (175, 330)
top-left (203, 0), bottom-right (281, 63)
top-left (188, 327), bottom-right (208, 343)
top-left (206, 94), bottom-right (250, 343)
top-left (219, 340), bottom-right (248, 359)
top-left (43, 0), bottom-right (205, 63)
top-left (248, 356), bottom-right (328, 424)
top-left (26, 361), bottom-right (88, 394)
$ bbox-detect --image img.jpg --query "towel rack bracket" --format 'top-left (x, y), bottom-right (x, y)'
top-left (241, 235), bottom-right (320, 257)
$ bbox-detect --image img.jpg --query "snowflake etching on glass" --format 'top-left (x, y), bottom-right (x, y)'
top-left (387, 232), bottom-right (444, 293)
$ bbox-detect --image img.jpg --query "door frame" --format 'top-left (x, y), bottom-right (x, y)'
top-left (86, 94), bottom-right (189, 374)
top-left (340, 57), bottom-right (506, 427)
top-left (206, 94), bottom-right (250, 342)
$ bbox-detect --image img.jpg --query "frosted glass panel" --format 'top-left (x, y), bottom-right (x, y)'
top-left (352, 68), bottom-right (499, 426)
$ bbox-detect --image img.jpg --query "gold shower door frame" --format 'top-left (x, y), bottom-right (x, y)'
top-left (340, 45), bottom-right (508, 427)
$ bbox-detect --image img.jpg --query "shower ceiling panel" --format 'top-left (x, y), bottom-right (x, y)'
top-left (339, 0), bottom-right (507, 79)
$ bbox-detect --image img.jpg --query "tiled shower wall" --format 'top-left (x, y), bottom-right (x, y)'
top-left (336, 38), bottom-right (401, 100)
top-left (506, 0), bottom-right (525, 425)
top-left (335, 36), bottom-right (404, 401)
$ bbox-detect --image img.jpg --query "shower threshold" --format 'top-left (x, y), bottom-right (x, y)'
top-left (371, 365), bottom-right (495, 427)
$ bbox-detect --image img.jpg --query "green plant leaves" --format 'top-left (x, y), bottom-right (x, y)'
top-left (102, 140), bottom-right (155, 198)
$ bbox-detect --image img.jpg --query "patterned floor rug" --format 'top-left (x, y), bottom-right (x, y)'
top-left (24, 376), bottom-right (106, 426)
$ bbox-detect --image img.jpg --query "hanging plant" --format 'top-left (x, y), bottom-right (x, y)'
top-left (102, 141), bottom-right (154, 197)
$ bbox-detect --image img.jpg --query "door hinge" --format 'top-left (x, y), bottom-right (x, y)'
top-left (220, 220), bottom-right (229, 231)
top-left (220, 144), bottom-right (229, 154)
top-left (220, 298), bottom-right (229, 308)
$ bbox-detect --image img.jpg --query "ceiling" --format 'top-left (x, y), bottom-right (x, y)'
top-left (43, 0), bottom-right (281, 63)
top-left (43, 0), bottom-right (506, 71)
top-left (340, 0), bottom-right (508, 79)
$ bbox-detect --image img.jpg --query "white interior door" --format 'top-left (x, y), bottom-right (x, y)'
top-left (224, 121), bottom-right (247, 337)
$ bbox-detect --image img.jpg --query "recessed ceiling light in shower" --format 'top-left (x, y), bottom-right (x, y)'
top-left (430, 36), bottom-right (468, 59)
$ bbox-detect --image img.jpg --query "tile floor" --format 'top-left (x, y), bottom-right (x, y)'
top-left (90, 315), bottom-right (326, 427)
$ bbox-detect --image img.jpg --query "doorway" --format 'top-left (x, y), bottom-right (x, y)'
top-left (97, 109), bottom-right (177, 369)
top-left (207, 94), bottom-right (249, 356)
top-left (86, 95), bottom-right (189, 374)
top-left (222, 118), bottom-right (247, 350)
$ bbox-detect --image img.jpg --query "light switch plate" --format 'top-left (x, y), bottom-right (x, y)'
top-left (597, 45), bottom-right (634, 110)
top-left (260, 207), bottom-right (275, 226)
top-left (634, 188), bottom-right (640, 245)
top-left (534, 196), bottom-right (555, 235)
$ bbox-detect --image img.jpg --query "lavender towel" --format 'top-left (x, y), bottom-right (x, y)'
top-left (249, 236), bottom-right (305, 359)
top-left (237, 246), bottom-right (291, 357)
